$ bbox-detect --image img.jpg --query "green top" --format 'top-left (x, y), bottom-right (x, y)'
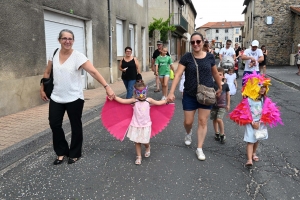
top-left (155, 55), bottom-right (173, 76)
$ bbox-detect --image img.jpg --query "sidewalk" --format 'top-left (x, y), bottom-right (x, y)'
top-left (0, 69), bottom-right (157, 170)
top-left (0, 63), bottom-right (299, 170)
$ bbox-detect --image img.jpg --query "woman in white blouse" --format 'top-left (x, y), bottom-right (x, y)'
top-left (40, 29), bottom-right (115, 165)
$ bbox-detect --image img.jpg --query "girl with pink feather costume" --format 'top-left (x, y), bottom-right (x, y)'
top-left (109, 81), bottom-right (173, 165)
top-left (229, 72), bottom-right (283, 167)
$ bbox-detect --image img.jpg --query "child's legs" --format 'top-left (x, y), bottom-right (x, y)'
top-left (213, 120), bottom-right (219, 133)
top-left (135, 143), bottom-right (142, 156)
top-left (216, 108), bottom-right (226, 134)
top-left (162, 76), bottom-right (169, 97)
top-left (155, 76), bottom-right (160, 90)
top-left (144, 143), bottom-right (150, 148)
top-left (216, 118), bottom-right (224, 134)
top-left (246, 141), bottom-right (259, 160)
top-left (210, 108), bottom-right (219, 133)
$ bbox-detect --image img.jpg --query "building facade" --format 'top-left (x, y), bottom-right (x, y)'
top-left (197, 21), bottom-right (244, 48)
top-left (242, 0), bottom-right (300, 65)
top-left (148, 0), bottom-right (196, 61)
top-left (0, 0), bottom-right (149, 117)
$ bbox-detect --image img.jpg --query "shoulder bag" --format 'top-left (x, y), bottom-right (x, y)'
top-left (40, 48), bottom-right (59, 98)
top-left (191, 52), bottom-right (216, 105)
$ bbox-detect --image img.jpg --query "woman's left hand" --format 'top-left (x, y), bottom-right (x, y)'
top-left (106, 87), bottom-right (115, 100)
top-left (216, 88), bottom-right (222, 97)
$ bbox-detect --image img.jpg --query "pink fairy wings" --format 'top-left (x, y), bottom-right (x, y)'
top-left (100, 98), bottom-right (175, 141)
top-left (101, 98), bottom-right (133, 141)
top-left (229, 97), bottom-right (283, 127)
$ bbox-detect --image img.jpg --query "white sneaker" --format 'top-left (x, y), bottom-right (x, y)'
top-left (184, 132), bottom-right (192, 145)
top-left (161, 96), bottom-right (166, 100)
top-left (196, 149), bottom-right (206, 161)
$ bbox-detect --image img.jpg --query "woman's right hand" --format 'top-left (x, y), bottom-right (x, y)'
top-left (40, 90), bottom-right (49, 101)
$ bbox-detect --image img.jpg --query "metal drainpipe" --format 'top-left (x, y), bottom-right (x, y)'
top-left (108, 0), bottom-right (113, 83)
top-left (251, 0), bottom-right (254, 42)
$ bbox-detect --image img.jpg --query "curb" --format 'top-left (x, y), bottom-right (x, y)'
top-left (267, 74), bottom-right (300, 91)
top-left (0, 79), bottom-right (156, 171)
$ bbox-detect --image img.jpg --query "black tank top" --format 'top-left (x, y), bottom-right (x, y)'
top-left (121, 58), bottom-right (137, 80)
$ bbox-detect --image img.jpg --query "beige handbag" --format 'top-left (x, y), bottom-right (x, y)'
top-left (191, 53), bottom-right (216, 105)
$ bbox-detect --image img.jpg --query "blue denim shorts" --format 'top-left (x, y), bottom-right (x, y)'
top-left (182, 92), bottom-right (212, 111)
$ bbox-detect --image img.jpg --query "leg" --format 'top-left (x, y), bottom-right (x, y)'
top-left (155, 75), bottom-right (160, 91)
top-left (159, 76), bottom-right (165, 98)
top-left (66, 99), bottom-right (84, 159)
top-left (126, 79), bottom-right (136, 99)
top-left (144, 143), bottom-right (150, 157)
top-left (263, 65), bottom-right (267, 75)
top-left (246, 142), bottom-right (254, 166)
top-left (183, 110), bottom-right (196, 145)
top-left (213, 120), bottom-right (219, 133)
top-left (49, 99), bottom-right (69, 158)
top-left (196, 108), bottom-right (211, 148)
top-left (135, 143), bottom-right (142, 165)
top-left (122, 79), bottom-right (129, 97)
top-left (252, 141), bottom-right (259, 161)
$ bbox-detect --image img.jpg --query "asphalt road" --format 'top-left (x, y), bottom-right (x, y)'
top-left (0, 76), bottom-right (299, 199)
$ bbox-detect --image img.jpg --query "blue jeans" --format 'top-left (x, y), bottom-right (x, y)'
top-left (123, 79), bottom-right (136, 99)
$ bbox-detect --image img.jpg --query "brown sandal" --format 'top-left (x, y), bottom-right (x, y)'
top-left (245, 160), bottom-right (253, 167)
top-left (154, 89), bottom-right (160, 93)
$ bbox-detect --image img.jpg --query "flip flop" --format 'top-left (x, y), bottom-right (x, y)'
top-left (154, 89), bottom-right (160, 92)
top-left (252, 154), bottom-right (259, 162)
top-left (245, 160), bottom-right (253, 167)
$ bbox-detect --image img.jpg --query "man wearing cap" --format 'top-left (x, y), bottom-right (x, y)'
top-left (152, 41), bottom-right (170, 92)
top-left (241, 40), bottom-right (264, 86)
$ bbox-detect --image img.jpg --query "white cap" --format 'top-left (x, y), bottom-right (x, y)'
top-left (251, 40), bottom-right (259, 47)
top-left (298, 44), bottom-right (300, 47)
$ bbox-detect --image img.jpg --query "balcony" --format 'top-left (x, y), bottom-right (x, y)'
top-left (172, 13), bottom-right (188, 34)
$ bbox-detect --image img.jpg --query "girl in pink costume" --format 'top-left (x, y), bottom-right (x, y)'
top-left (229, 72), bottom-right (283, 167)
top-left (114, 81), bottom-right (169, 165)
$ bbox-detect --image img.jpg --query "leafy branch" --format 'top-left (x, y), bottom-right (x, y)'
top-left (148, 14), bottom-right (176, 42)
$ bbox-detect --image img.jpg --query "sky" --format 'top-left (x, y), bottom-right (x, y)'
top-left (191, 0), bottom-right (246, 28)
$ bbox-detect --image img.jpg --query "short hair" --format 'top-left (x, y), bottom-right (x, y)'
top-left (226, 40), bottom-right (232, 43)
top-left (124, 46), bottom-right (132, 52)
top-left (58, 29), bottom-right (74, 40)
top-left (217, 67), bottom-right (225, 75)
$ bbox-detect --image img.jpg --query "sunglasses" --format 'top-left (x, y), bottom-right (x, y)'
top-left (190, 40), bottom-right (202, 45)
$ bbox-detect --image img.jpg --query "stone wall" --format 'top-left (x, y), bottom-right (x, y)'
top-left (293, 13), bottom-right (300, 53)
top-left (243, 0), bottom-right (299, 65)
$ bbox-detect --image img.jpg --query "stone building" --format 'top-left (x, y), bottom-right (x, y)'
top-left (148, 0), bottom-right (197, 61)
top-left (242, 0), bottom-right (300, 65)
top-left (0, 0), bottom-right (149, 117)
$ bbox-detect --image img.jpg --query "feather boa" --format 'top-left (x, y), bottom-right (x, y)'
top-left (229, 97), bottom-right (283, 127)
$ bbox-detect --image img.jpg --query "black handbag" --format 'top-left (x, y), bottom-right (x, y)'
top-left (40, 48), bottom-right (59, 98)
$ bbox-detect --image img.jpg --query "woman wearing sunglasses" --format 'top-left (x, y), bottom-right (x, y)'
top-left (167, 32), bottom-right (222, 161)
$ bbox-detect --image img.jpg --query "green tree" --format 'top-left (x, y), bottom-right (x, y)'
top-left (149, 14), bottom-right (176, 42)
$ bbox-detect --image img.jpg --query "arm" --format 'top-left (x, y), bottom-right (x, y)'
top-left (155, 64), bottom-right (159, 76)
top-left (151, 58), bottom-right (155, 72)
top-left (134, 57), bottom-right (140, 74)
top-left (81, 60), bottom-right (115, 99)
top-left (211, 65), bottom-right (222, 96)
top-left (40, 60), bottom-right (52, 101)
top-left (264, 50), bottom-right (268, 56)
top-left (170, 63), bottom-right (175, 72)
top-left (219, 53), bottom-right (223, 61)
top-left (257, 55), bottom-right (264, 63)
top-left (118, 59), bottom-right (126, 72)
top-left (226, 91), bottom-right (230, 112)
top-left (167, 63), bottom-right (185, 102)
top-left (241, 53), bottom-right (255, 62)
top-left (147, 97), bottom-right (168, 105)
top-left (234, 78), bottom-right (238, 89)
top-left (114, 96), bottom-right (135, 104)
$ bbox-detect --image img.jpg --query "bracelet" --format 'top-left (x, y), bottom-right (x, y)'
top-left (104, 84), bottom-right (109, 88)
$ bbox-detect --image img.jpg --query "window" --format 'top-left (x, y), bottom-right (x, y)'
top-left (235, 37), bottom-right (239, 42)
top-left (225, 36), bottom-right (228, 40)
top-left (235, 28), bottom-right (239, 34)
top-left (129, 24), bottom-right (135, 55)
top-left (215, 36), bottom-right (218, 40)
top-left (216, 29), bottom-right (219, 33)
top-left (225, 29), bottom-right (228, 33)
top-left (116, 19), bottom-right (123, 56)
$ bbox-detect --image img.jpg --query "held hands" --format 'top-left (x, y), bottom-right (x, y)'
top-left (105, 86), bottom-right (115, 100)
top-left (251, 121), bottom-right (260, 130)
top-left (215, 88), bottom-right (222, 97)
top-left (167, 93), bottom-right (175, 103)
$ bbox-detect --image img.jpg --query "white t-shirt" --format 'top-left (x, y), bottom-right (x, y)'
top-left (243, 49), bottom-right (263, 71)
top-left (219, 47), bottom-right (235, 58)
top-left (49, 49), bottom-right (88, 103)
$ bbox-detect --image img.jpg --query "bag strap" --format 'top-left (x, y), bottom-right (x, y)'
top-left (50, 48), bottom-right (59, 78)
top-left (191, 52), bottom-right (200, 85)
